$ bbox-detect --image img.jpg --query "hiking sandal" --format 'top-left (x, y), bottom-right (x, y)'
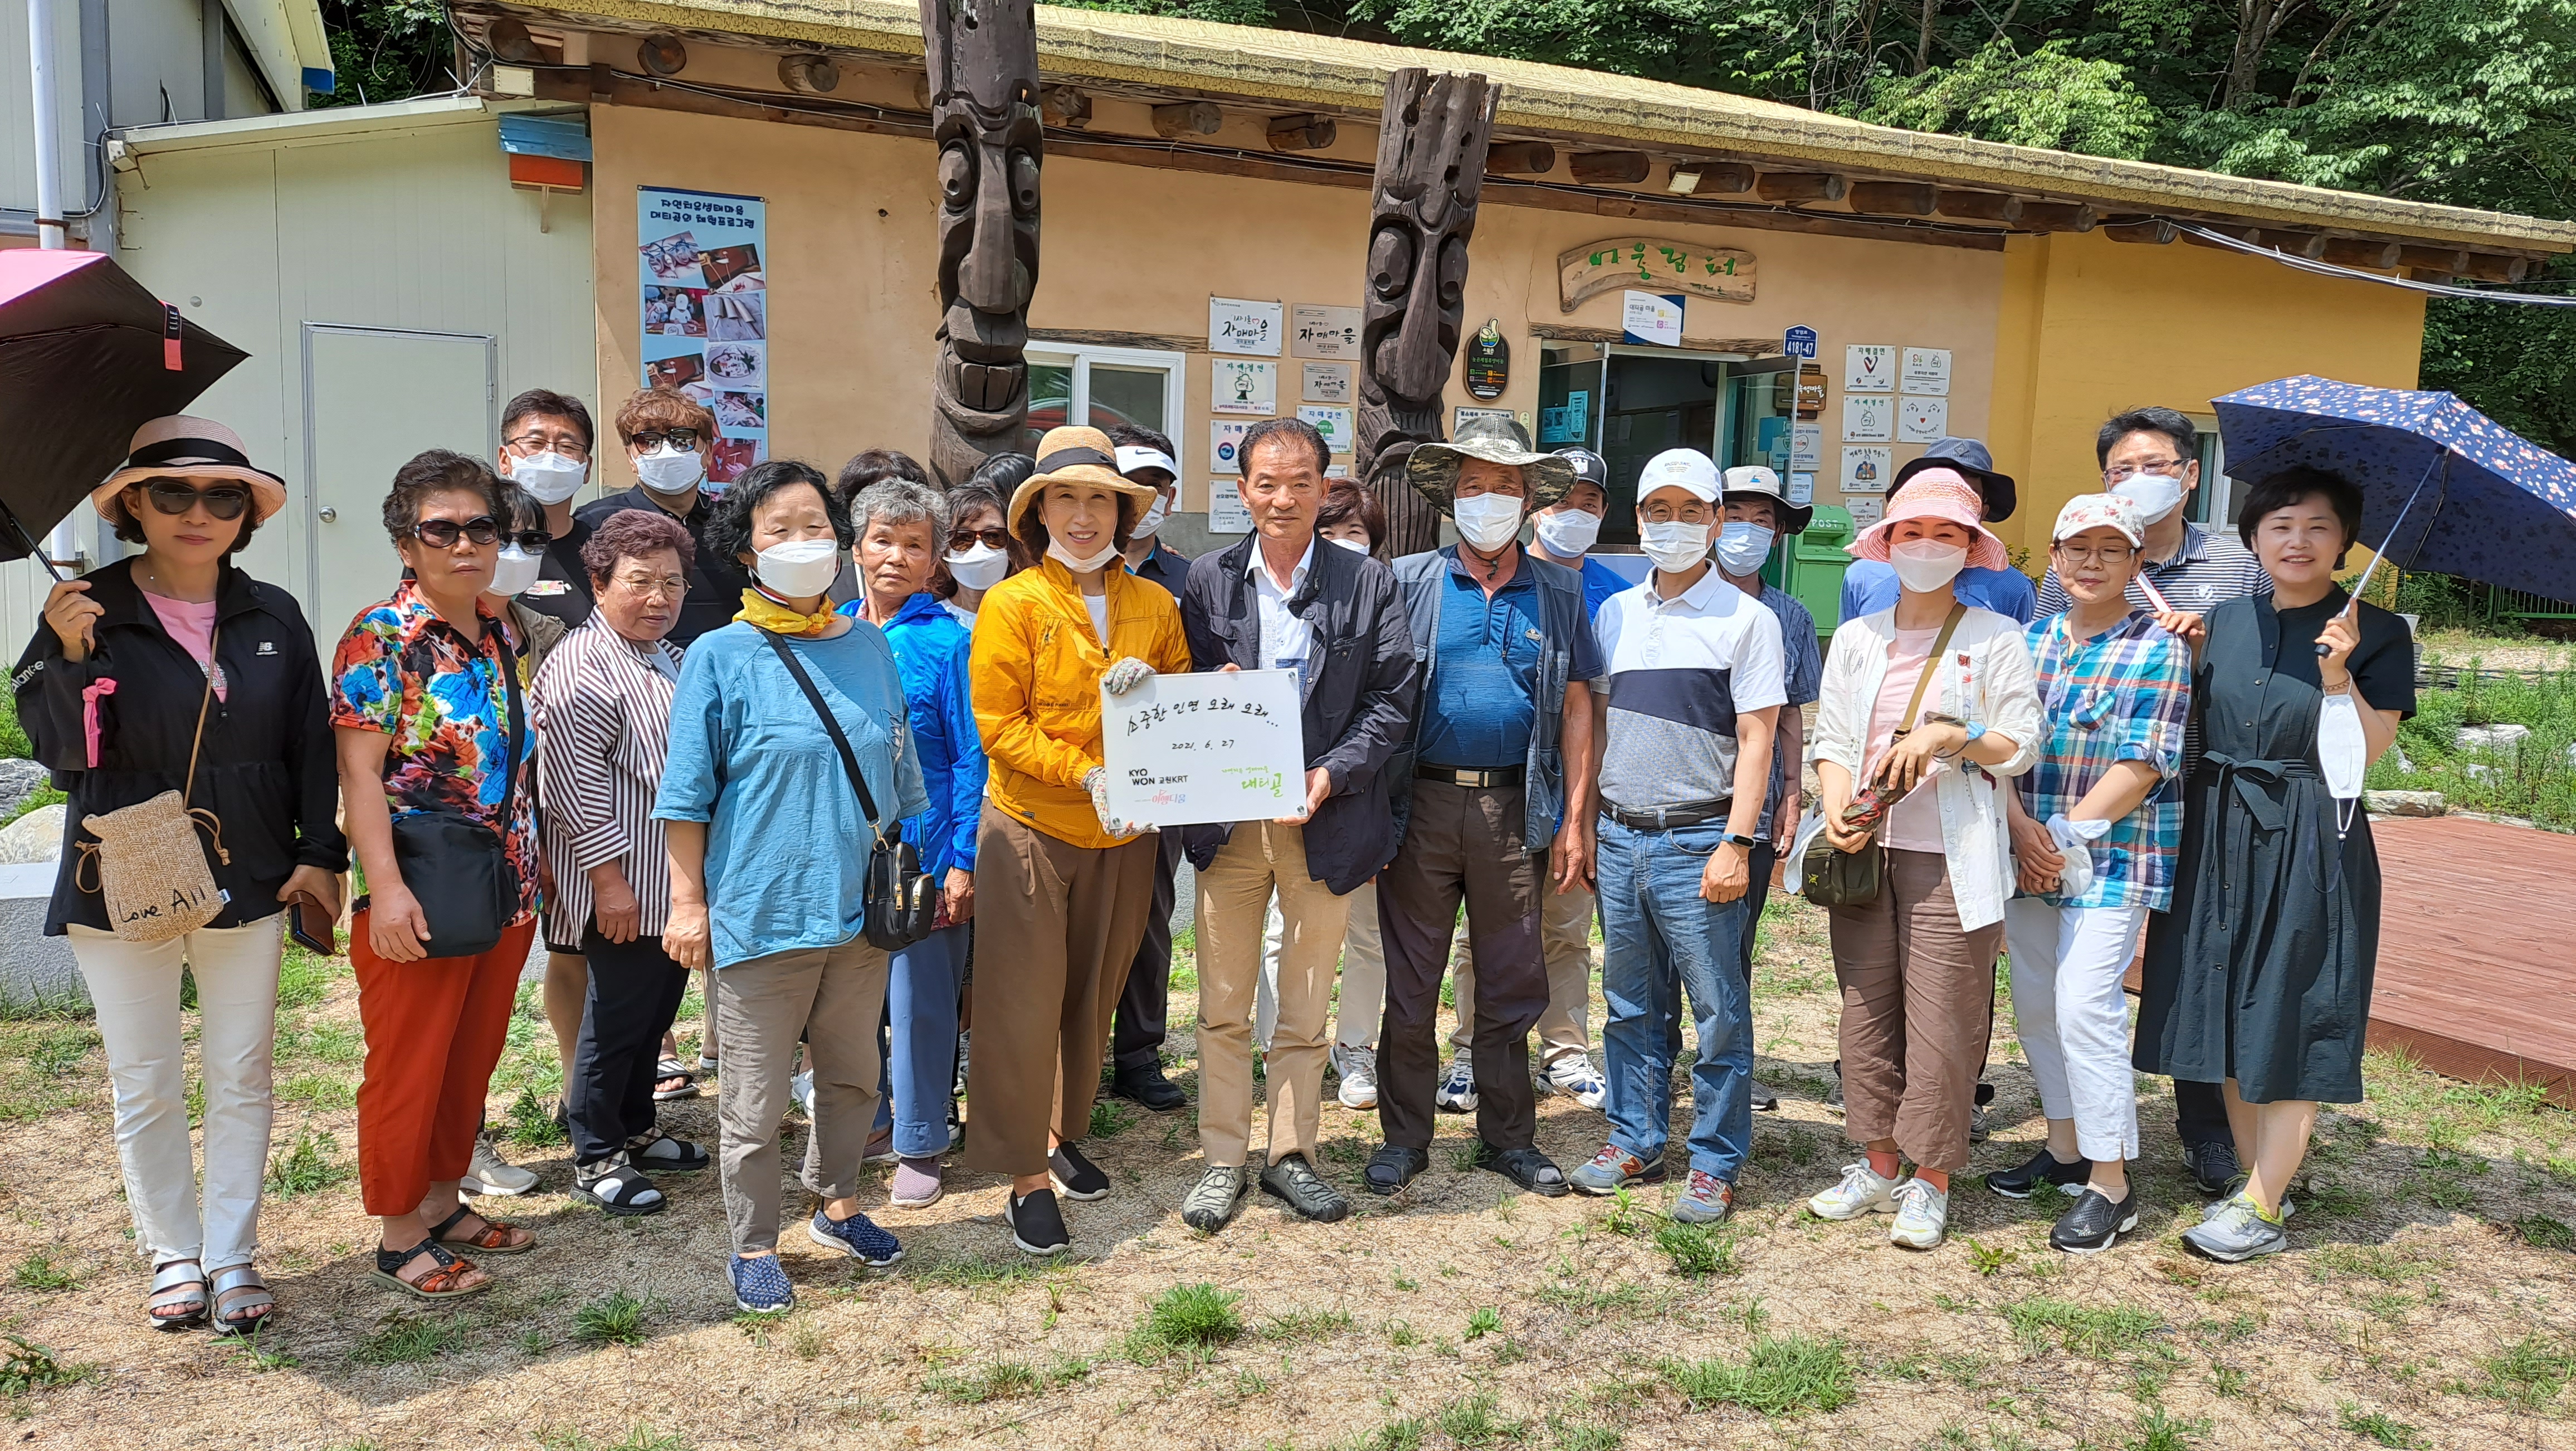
top-left (427, 1204), bottom-right (535, 1255)
top-left (652, 1056), bottom-right (699, 1101)
top-left (208, 1263), bottom-right (276, 1336)
top-left (573, 1158), bottom-right (667, 1218)
top-left (147, 1258), bottom-right (208, 1331)
top-left (372, 1239), bottom-right (490, 1301)
top-left (627, 1127), bottom-right (710, 1172)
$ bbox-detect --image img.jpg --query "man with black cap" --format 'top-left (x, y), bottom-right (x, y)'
top-left (1840, 437), bottom-right (2036, 625)
top-left (1366, 416), bottom-right (1603, 1200)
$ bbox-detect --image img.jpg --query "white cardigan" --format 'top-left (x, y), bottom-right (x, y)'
top-left (1809, 604), bottom-right (2043, 931)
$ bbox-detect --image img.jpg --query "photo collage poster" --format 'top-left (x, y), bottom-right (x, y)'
top-left (640, 186), bottom-right (769, 485)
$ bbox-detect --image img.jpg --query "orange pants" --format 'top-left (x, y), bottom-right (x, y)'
top-left (352, 912), bottom-right (536, 1216)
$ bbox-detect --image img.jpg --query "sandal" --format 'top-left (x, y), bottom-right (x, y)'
top-left (208, 1263), bottom-right (276, 1336)
top-left (627, 1128), bottom-right (710, 1173)
top-left (652, 1056), bottom-right (699, 1101)
top-left (372, 1239), bottom-right (489, 1301)
top-left (147, 1258), bottom-right (208, 1330)
top-left (573, 1156), bottom-right (666, 1218)
top-left (427, 1203), bottom-right (535, 1255)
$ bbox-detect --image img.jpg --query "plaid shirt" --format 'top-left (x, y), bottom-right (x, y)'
top-left (2015, 611), bottom-right (2190, 911)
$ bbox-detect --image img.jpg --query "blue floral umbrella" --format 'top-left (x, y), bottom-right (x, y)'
top-left (2212, 376), bottom-right (2576, 606)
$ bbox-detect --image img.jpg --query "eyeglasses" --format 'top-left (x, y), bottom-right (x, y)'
top-left (612, 572), bottom-right (688, 598)
top-left (506, 432), bottom-right (591, 460)
top-left (1637, 505), bottom-right (1715, 524)
top-left (2053, 543), bottom-right (2136, 566)
top-left (139, 478), bottom-right (252, 520)
top-left (2102, 460), bottom-right (2188, 483)
top-left (630, 429), bottom-right (702, 451)
top-left (412, 516), bottom-right (501, 548)
top-left (504, 528), bottom-right (550, 552)
top-left (949, 527), bottom-right (1011, 553)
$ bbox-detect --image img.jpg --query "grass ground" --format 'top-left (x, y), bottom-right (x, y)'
top-left (2, 895), bottom-right (2573, 1451)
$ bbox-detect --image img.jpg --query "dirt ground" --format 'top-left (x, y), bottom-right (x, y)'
top-left (3, 893), bottom-right (2572, 1451)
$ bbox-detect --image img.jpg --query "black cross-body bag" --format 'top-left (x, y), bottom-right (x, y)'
top-left (759, 628), bottom-right (936, 951)
top-left (388, 621), bottom-right (524, 959)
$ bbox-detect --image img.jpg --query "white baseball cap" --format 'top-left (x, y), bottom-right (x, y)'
top-left (1114, 445), bottom-right (1179, 481)
top-left (1637, 448), bottom-right (1720, 503)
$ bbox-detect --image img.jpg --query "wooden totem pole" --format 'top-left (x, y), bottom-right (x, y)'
top-left (920, 0), bottom-right (1043, 489)
top-left (1355, 67), bottom-right (1498, 559)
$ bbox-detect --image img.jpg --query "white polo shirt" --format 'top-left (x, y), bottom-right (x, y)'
top-left (1250, 538), bottom-right (1316, 678)
top-left (1592, 564), bottom-right (1788, 815)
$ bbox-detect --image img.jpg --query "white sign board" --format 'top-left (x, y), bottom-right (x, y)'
top-left (1844, 344), bottom-right (1895, 393)
top-left (1787, 471), bottom-right (1816, 506)
top-left (1840, 446), bottom-right (1892, 493)
top-left (1211, 420), bottom-right (1252, 475)
top-left (1291, 304), bottom-right (1362, 359)
top-left (1456, 406), bottom-right (1515, 433)
top-left (1207, 480), bottom-right (1252, 533)
top-left (1899, 395), bottom-right (1949, 443)
top-left (1297, 405), bottom-right (1355, 454)
top-left (1101, 668), bottom-right (1307, 827)
top-left (1846, 496), bottom-right (1884, 527)
top-left (1212, 358), bottom-right (1277, 415)
top-left (1622, 291), bottom-right (1685, 348)
top-left (1841, 393), bottom-right (1894, 443)
top-left (1792, 421), bottom-right (1823, 469)
top-left (1901, 347), bottom-right (1951, 396)
top-left (1209, 297), bottom-right (1284, 357)
top-left (1301, 362), bottom-right (1353, 403)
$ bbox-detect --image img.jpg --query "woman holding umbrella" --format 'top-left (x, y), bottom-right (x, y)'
top-left (2135, 464), bottom-right (2412, 1263)
top-left (13, 416), bottom-right (346, 1333)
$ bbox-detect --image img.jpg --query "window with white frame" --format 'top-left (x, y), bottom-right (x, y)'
top-left (2187, 412), bottom-right (2229, 530)
top-left (1023, 343), bottom-right (1188, 473)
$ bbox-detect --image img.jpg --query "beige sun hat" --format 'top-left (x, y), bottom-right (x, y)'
top-left (1008, 425), bottom-right (1160, 535)
top-left (1406, 415), bottom-right (1576, 513)
top-left (91, 416), bottom-right (287, 524)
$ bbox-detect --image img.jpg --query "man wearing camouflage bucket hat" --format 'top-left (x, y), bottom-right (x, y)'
top-left (1363, 416), bottom-right (1603, 1201)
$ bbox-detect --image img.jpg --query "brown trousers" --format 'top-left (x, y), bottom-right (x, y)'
top-left (1827, 848), bottom-right (2001, 1174)
top-left (1195, 821), bottom-right (1354, 1167)
top-left (963, 805), bottom-right (1160, 1179)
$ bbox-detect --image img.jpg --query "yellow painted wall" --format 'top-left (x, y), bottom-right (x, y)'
top-left (1987, 230), bottom-right (2428, 554)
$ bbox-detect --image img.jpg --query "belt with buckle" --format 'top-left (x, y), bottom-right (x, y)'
top-left (1417, 763), bottom-right (1525, 788)
top-left (1599, 798), bottom-right (1731, 831)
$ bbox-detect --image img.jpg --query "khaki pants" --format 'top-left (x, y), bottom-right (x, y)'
top-left (963, 805), bottom-right (1160, 1179)
top-left (1452, 880), bottom-right (1594, 1063)
top-left (1197, 822), bottom-right (1354, 1167)
top-left (1827, 848), bottom-right (2001, 1174)
top-left (713, 936), bottom-right (889, 1255)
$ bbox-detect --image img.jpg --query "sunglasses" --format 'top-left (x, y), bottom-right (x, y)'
top-left (503, 528), bottom-right (550, 552)
top-left (949, 527), bottom-right (1011, 553)
top-left (138, 478), bottom-right (253, 521)
top-left (631, 429), bottom-right (703, 451)
top-left (412, 516), bottom-right (501, 548)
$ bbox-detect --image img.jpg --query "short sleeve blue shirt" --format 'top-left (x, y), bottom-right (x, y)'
top-left (1418, 552), bottom-right (1605, 770)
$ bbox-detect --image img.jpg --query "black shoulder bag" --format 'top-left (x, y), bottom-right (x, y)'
top-left (387, 621), bottom-right (524, 958)
top-left (759, 628), bottom-right (936, 951)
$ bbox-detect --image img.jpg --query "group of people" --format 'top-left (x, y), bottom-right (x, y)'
top-left (16, 382), bottom-right (2407, 1329)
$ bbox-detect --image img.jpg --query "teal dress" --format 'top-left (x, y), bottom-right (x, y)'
top-left (2133, 590), bottom-right (2414, 1104)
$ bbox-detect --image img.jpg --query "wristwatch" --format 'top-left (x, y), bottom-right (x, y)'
top-left (1719, 831), bottom-right (1759, 849)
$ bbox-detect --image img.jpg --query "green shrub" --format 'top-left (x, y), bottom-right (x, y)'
top-left (1658, 1335), bottom-right (1855, 1415)
top-left (264, 1127), bottom-right (354, 1196)
top-left (1133, 1283), bottom-right (1243, 1353)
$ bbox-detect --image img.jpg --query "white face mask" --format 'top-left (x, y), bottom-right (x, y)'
top-left (1047, 537), bottom-right (1120, 574)
top-left (2111, 473), bottom-right (2187, 527)
top-left (1532, 507), bottom-right (1601, 558)
top-left (944, 542), bottom-right (1008, 592)
top-left (1451, 493), bottom-right (1524, 552)
top-left (504, 450), bottom-right (588, 506)
top-left (1716, 522), bottom-right (1775, 577)
top-left (1131, 491), bottom-right (1170, 540)
top-left (2319, 690), bottom-right (2368, 805)
top-left (1640, 520), bottom-right (1712, 574)
top-left (1325, 535), bottom-right (1371, 554)
top-left (1890, 539), bottom-right (1969, 593)
top-left (484, 543), bottom-right (542, 598)
top-left (753, 537), bottom-right (841, 598)
top-left (635, 442), bottom-right (705, 494)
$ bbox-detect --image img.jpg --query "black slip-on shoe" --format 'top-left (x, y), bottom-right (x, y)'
top-left (1362, 1145), bottom-right (1430, 1196)
top-left (1048, 1141), bottom-right (1111, 1201)
top-left (1006, 1187), bottom-right (1071, 1255)
top-left (2048, 1186), bottom-right (2140, 1254)
top-left (1260, 1153), bottom-right (1351, 1223)
top-left (1986, 1147), bottom-right (2089, 1199)
top-left (1470, 1140), bottom-right (1570, 1197)
top-left (1111, 1065), bottom-right (1188, 1112)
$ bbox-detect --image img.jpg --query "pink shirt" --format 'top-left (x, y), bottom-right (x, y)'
top-left (142, 591), bottom-right (227, 700)
top-left (1865, 625), bottom-right (1941, 852)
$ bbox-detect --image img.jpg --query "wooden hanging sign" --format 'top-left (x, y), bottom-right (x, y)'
top-left (1559, 237), bottom-right (1756, 312)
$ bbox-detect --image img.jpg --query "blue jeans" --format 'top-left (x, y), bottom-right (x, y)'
top-left (874, 923), bottom-right (967, 1159)
top-left (1596, 818), bottom-right (1754, 1181)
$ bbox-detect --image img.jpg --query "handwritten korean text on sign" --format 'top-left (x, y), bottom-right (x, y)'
top-left (1101, 669), bottom-right (1308, 828)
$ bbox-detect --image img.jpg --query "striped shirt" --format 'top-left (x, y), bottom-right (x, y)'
top-left (1594, 567), bottom-right (1788, 815)
top-left (2036, 520), bottom-right (2269, 617)
top-left (2014, 611), bottom-right (2190, 911)
top-left (531, 617), bottom-right (686, 943)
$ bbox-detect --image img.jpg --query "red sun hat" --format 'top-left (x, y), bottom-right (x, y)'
top-left (1847, 468), bottom-right (2011, 571)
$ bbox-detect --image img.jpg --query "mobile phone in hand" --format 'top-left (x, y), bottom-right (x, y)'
top-left (287, 893), bottom-right (338, 956)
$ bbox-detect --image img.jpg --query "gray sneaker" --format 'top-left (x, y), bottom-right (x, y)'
top-left (2202, 1176), bottom-right (2296, 1221)
top-left (1671, 1170), bottom-right (1735, 1224)
top-left (1259, 1153), bottom-right (1350, 1223)
top-left (2182, 1194), bottom-right (2288, 1262)
top-left (1180, 1165), bottom-right (1249, 1232)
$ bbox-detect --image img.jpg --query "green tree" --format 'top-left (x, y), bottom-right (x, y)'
top-left (1861, 38), bottom-right (2159, 157)
top-left (313, 0), bottom-right (455, 109)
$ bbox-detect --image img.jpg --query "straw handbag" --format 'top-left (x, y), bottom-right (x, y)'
top-left (74, 627), bottom-right (231, 943)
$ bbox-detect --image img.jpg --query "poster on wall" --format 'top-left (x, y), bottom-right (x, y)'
top-left (1302, 363), bottom-right (1353, 403)
top-left (1211, 298), bottom-right (1284, 356)
top-left (1840, 446), bottom-right (1892, 493)
top-left (1291, 305), bottom-right (1361, 359)
top-left (1297, 405), bottom-right (1355, 454)
top-left (1844, 344), bottom-right (1895, 393)
top-left (1899, 396), bottom-right (1949, 443)
top-left (1207, 480), bottom-right (1253, 532)
top-left (1212, 420), bottom-right (1253, 474)
top-left (1792, 422), bottom-right (1823, 469)
top-left (1788, 472), bottom-right (1816, 506)
top-left (1901, 347), bottom-right (1952, 396)
top-left (1841, 393), bottom-right (1894, 443)
top-left (638, 186), bottom-right (768, 484)
top-left (1212, 359), bottom-right (1277, 415)
top-left (1621, 291), bottom-right (1685, 348)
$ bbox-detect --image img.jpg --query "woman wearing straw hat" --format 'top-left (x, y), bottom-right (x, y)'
top-left (1803, 470), bottom-right (2040, 1251)
top-left (12, 416), bottom-right (347, 1333)
top-left (965, 425), bottom-right (1191, 1257)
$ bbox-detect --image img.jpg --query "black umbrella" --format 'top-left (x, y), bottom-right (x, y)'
top-left (0, 250), bottom-right (248, 578)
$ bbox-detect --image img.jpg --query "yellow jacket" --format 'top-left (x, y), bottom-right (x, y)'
top-left (973, 558), bottom-right (1192, 850)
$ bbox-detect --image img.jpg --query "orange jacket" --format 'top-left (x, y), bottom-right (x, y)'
top-left (972, 558), bottom-right (1192, 850)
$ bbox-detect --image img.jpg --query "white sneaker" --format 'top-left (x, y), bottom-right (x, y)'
top-left (1333, 1044), bottom-right (1379, 1110)
top-left (792, 1070), bottom-right (815, 1118)
top-left (1434, 1055), bottom-right (1478, 1113)
top-left (1545, 1050), bottom-right (1607, 1111)
top-left (1889, 1177), bottom-right (1949, 1250)
top-left (462, 1138), bottom-right (538, 1197)
top-left (1807, 1160), bottom-right (1901, 1220)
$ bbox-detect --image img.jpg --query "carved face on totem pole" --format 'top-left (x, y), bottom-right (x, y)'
top-left (922, 0), bottom-right (1042, 489)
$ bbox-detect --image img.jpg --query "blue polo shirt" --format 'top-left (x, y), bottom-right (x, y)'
top-left (1840, 558), bottom-right (2037, 626)
top-left (1572, 556), bottom-right (1629, 620)
top-left (1418, 552), bottom-right (1606, 770)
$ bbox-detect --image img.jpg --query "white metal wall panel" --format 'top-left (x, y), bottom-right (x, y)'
top-left (0, 0), bottom-right (90, 215)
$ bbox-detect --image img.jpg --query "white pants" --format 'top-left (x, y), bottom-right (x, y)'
top-left (70, 916), bottom-right (285, 1270)
top-left (2002, 899), bottom-right (2146, 1164)
top-left (1258, 878), bottom-right (1384, 1053)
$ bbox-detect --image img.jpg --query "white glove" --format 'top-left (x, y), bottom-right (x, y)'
top-left (1102, 656), bottom-right (1155, 696)
top-left (1084, 766), bottom-right (1155, 838)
